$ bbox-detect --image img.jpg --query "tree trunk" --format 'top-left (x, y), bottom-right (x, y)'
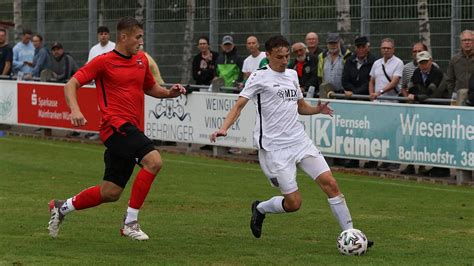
top-left (13, 0), bottom-right (22, 42)
top-left (336, 0), bottom-right (351, 33)
top-left (180, 0), bottom-right (195, 84)
top-left (418, 0), bottom-right (431, 53)
top-left (135, 0), bottom-right (145, 23)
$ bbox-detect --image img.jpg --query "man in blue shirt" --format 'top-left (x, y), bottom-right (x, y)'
top-left (12, 29), bottom-right (34, 76)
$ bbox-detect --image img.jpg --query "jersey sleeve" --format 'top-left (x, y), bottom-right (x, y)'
top-left (73, 55), bottom-right (103, 85)
top-left (239, 70), bottom-right (261, 99)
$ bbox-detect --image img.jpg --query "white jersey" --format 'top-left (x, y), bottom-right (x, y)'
top-left (240, 66), bottom-right (308, 151)
top-left (87, 41), bottom-right (115, 62)
top-left (242, 52), bottom-right (266, 73)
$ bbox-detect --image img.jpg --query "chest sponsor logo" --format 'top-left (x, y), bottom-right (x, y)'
top-left (277, 88), bottom-right (298, 101)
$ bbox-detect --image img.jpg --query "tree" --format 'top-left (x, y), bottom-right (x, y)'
top-left (13, 0), bottom-right (22, 42)
top-left (180, 0), bottom-right (195, 84)
top-left (135, 0), bottom-right (145, 23)
top-left (418, 0), bottom-right (431, 53)
top-left (336, 0), bottom-right (351, 33)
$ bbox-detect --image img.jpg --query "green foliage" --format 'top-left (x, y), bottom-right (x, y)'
top-left (0, 136), bottom-right (473, 265)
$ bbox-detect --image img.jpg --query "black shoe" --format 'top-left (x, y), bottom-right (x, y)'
top-left (419, 167), bottom-right (432, 176)
top-left (250, 200), bottom-right (265, 238)
top-left (401, 165), bottom-right (415, 175)
top-left (343, 159), bottom-right (359, 168)
top-left (387, 163), bottom-right (400, 172)
top-left (199, 145), bottom-right (213, 151)
top-left (363, 161), bottom-right (377, 169)
top-left (367, 240), bottom-right (374, 248)
top-left (333, 158), bottom-right (346, 166)
top-left (67, 131), bottom-right (81, 138)
top-left (428, 167), bottom-right (450, 178)
top-left (377, 162), bottom-right (390, 171)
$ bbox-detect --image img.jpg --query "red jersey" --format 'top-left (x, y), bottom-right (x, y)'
top-left (73, 50), bottom-right (156, 142)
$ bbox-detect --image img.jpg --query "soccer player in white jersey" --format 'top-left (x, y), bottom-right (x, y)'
top-left (210, 35), bottom-right (373, 248)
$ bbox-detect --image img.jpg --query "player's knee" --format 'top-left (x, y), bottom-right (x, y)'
top-left (144, 158), bottom-right (162, 174)
top-left (284, 198), bottom-right (302, 212)
top-left (141, 151), bottom-right (162, 174)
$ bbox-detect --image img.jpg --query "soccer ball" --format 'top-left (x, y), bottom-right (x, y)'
top-left (337, 228), bottom-right (368, 256)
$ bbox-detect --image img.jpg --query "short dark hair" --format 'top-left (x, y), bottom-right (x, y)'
top-left (116, 16), bottom-right (143, 34)
top-left (97, 26), bottom-right (110, 34)
top-left (33, 34), bottom-right (43, 42)
top-left (197, 36), bottom-right (209, 45)
top-left (265, 35), bottom-right (290, 52)
top-left (22, 29), bottom-right (32, 35)
top-left (0, 28), bottom-right (6, 34)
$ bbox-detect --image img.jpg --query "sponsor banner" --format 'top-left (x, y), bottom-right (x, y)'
top-left (0, 80), bottom-right (18, 124)
top-left (306, 99), bottom-right (474, 170)
top-left (145, 92), bottom-right (256, 148)
top-left (17, 82), bottom-right (100, 131)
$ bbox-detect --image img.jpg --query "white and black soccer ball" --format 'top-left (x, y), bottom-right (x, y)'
top-left (337, 228), bottom-right (368, 256)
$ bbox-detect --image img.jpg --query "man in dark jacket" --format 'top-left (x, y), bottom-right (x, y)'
top-left (407, 51), bottom-right (446, 103)
top-left (342, 36), bottom-right (377, 97)
top-left (45, 42), bottom-right (78, 83)
top-left (288, 42), bottom-right (318, 97)
top-left (446, 30), bottom-right (474, 95)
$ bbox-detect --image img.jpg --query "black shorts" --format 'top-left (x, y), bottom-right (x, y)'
top-left (103, 123), bottom-right (156, 188)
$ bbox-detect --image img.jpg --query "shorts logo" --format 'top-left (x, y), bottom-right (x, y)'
top-left (270, 178), bottom-right (279, 187)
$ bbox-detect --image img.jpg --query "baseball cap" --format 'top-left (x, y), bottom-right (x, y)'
top-left (326, 33), bottom-right (340, 43)
top-left (51, 42), bottom-right (63, 50)
top-left (222, 35), bottom-right (234, 45)
top-left (416, 51), bottom-right (432, 63)
top-left (354, 36), bottom-right (369, 46)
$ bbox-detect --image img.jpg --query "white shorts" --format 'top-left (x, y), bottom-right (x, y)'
top-left (258, 138), bottom-right (331, 194)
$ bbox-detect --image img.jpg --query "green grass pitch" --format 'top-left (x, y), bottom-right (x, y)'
top-left (0, 135), bottom-right (473, 265)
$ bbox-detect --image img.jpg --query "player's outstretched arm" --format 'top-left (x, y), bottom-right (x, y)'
top-left (145, 83), bottom-right (186, 98)
top-left (64, 77), bottom-right (88, 127)
top-left (210, 96), bottom-right (249, 142)
top-left (297, 98), bottom-right (333, 117)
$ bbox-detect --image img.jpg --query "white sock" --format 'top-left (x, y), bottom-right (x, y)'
top-left (59, 198), bottom-right (76, 216)
top-left (124, 207), bottom-right (139, 224)
top-left (327, 194), bottom-right (353, 231)
top-left (256, 196), bottom-right (286, 214)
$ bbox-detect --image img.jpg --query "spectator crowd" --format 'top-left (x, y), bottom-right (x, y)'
top-left (1, 26), bottom-right (473, 178)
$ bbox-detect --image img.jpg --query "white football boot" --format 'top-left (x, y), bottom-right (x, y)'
top-left (48, 199), bottom-right (65, 238)
top-left (120, 220), bottom-right (149, 241)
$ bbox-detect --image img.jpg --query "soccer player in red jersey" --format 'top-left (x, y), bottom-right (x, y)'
top-left (48, 17), bottom-right (186, 240)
